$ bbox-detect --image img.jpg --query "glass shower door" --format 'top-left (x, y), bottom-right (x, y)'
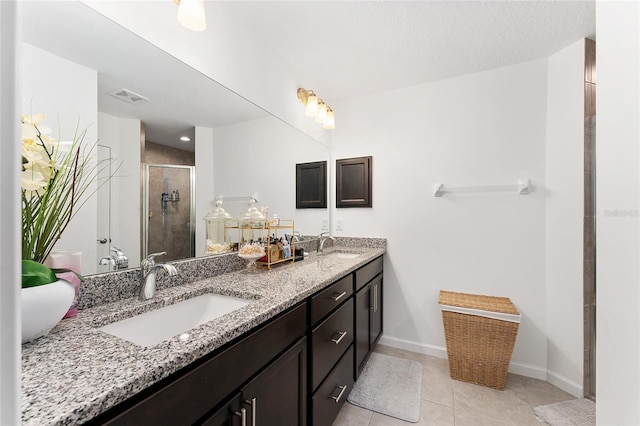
top-left (143, 164), bottom-right (195, 262)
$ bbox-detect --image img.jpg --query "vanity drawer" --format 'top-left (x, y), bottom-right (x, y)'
top-left (310, 274), bottom-right (353, 325)
top-left (97, 302), bottom-right (307, 426)
top-left (311, 346), bottom-right (355, 426)
top-left (311, 299), bottom-right (354, 391)
top-left (355, 256), bottom-right (383, 291)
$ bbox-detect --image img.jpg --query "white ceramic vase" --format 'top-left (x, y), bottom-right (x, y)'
top-left (21, 280), bottom-right (75, 343)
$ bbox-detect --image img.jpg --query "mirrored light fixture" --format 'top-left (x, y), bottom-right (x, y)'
top-left (323, 107), bottom-right (335, 129)
top-left (315, 100), bottom-right (327, 123)
top-left (305, 93), bottom-right (318, 117)
top-left (173, 0), bottom-right (206, 32)
top-left (297, 87), bottom-right (335, 130)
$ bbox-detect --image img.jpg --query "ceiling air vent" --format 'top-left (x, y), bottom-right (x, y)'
top-left (108, 88), bottom-right (148, 104)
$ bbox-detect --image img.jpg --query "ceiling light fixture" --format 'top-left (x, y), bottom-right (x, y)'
top-left (297, 87), bottom-right (335, 130)
top-left (180, 136), bottom-right (191, 142)
top-left (173, 0), bottom-right (206, 32)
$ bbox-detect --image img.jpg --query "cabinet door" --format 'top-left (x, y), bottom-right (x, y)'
top-left (370, 275), bottom-right (383, 348)
top-left (354, 286), bottom-right (370, 378)
top-left (242, 338), bottom-right (306, 426)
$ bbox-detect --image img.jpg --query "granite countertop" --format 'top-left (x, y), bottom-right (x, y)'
top-left (21, 247), bottom-right (385, 425)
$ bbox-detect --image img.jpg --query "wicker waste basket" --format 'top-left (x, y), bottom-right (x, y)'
top-left (439, 290), bottom-right (521, 390)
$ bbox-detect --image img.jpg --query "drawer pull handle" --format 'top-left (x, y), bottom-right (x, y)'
top-left (234, 408), bottom-right (247, 426)
top-left (332, 291), bottom-right (347, 301)
top-left (329, 331), bottom-right (347, 344)
top-left (330, 384), bottom-right (348, 403)
top-left (244, 398), bottom-right (257, 426)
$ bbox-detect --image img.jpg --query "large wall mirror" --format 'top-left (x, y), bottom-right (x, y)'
top-left (21, 1), bottom-right (330, 275)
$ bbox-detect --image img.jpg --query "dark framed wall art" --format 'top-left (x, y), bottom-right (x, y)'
top-left (296, 161), bottom-right (327, 209)
top-left (336, 156), bottom-right (372, 208)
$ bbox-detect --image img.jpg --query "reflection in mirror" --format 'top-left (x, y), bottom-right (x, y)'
top-left (21, 1), bottom-right (330, 275)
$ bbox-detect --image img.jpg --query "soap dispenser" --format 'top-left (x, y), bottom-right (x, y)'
top-left (204, 198), bottom-right (232, 254)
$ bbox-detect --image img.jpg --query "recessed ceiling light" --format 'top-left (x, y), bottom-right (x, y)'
top-left (180, 136), bottom-right (191, 142)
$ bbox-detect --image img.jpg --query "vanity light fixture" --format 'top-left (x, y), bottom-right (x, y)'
top-left (305, 92), bottom-right (318, 117)
top-left (315, 100), bottom-right (328, 124)
top-left (297, 87), bottom-right (335, 130)
top-left (173, 0), bottom-right (206, 32)
top-left (179, 136), bottom-right (191, 142)
top-left (323, 107), bottom-right (335, 130)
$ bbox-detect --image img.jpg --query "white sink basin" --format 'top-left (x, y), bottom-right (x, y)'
top-left (324, 252), bottom-right (361, 259)
top-left (334, 252), bottom-right (361, 259)
top-left (98, 294), bottom-right (252, 347)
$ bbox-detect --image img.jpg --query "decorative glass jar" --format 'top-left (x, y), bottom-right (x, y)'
top-left (204, 199), bottom-right (233, 254)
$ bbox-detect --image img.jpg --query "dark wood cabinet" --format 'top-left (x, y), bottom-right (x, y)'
top-left (93, 303), bottom-right (306, 426)
top-left (91, 255), bottom-right (384, 426)
top-left (240, 338), bottom-right (306, 426)
top-left (370, 275), bottom-right (383, 349)
top-left (354, 285), bottom-right (371, 376)
top-left (311, 300), bottom-right (354, 391)
top-left (311, 346), bottom-right (355, 426)
top-left (296, 161), bottom-right (327, 209)
top-left (310, 274), bottom-right (353, 325)
top-left (201, 338), bottom-right (306, 426)
top-left (354, 257), bottom-right (384, 378)
top-left (202, 338), bottom-right (307, 426)
top-left (336, 156), bottom-right (372, 208)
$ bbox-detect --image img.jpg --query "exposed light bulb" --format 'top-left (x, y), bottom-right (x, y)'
top-left (305, 93), bottom-right (318, 117)
top-left (315, 100), bottom-right (327, 123)
top-left (177, 0), bottom-right (206, 32)
top-left (323, 108), bottom-right (335, 130)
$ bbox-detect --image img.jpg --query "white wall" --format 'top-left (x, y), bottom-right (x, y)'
top-left (596, 1), bottom-right (640, 424)
top-left (332, 59), bottom-right (550, 380)
top-left (195, 126), bottom-right (215, 257)
top-left (22, 43), bottom-right (98, 274)
top-left (212, 116), bottom-right (330, 234)
top-left (98, 112), bottom-right (141, 270)
top-left (544, 39), bottom-right (585, 396)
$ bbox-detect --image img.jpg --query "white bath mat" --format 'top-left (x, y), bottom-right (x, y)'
top-left (347, 352), bottom-right (422, 423)
top-left (534, 398), bottom-right (595, 426)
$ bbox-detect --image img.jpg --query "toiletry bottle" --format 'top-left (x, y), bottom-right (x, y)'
top-left (175, 189), bottom-right (180, 201)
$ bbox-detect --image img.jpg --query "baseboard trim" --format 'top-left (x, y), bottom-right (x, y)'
top-left (378, 335), bottom-right (448, 359)
top-left (378, 335), bottom-right (583, 397)
top-left (546, 369), bottom-right (583, 398)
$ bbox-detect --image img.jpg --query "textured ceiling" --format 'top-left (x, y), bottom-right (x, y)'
top-left (216, 1), bottom-right (595, 101)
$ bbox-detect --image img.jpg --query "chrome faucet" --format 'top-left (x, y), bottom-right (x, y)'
top-left (139, 252), bottom-right (178, 300)
top-left (99, 246), bottom-right (129, 271)
top-left (318, 232), bottom-right (336, 253)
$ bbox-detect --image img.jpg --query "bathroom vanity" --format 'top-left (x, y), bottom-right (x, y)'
top-left (21, 241), bottom-right (385, 426)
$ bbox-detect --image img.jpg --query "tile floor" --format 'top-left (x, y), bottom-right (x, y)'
top-left (333, 345), bottom-right (576, 426)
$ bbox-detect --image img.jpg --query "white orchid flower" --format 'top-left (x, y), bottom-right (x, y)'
top-left (21, 113), bottom-right (47, 126)
top-left (21, 167), bottom-right (47, 197)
